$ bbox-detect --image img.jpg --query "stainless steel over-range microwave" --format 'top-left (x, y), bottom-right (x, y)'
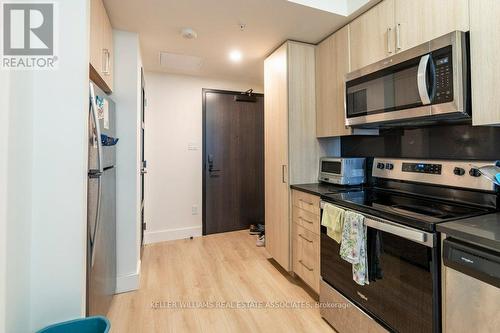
top-left (345, 31), bottom-right (469, 127)
top-left (319, 157), bottom-right (365, 185)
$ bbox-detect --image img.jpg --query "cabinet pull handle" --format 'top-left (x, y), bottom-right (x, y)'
top-left (299, 199), bottom-right (313, 206)
top-left (107, 49), bottom-right (111, 75)
top-left (299, 260), bottom-right (314, 271)
top-left (102, 49), bottom-right (107, 74)
top-left (282, 165), bottom-right (287, 183)
top-left (298, 234), bottom-right (313, 243)
top-left (396, 23), bottom-right (402, 51)
top-left (102, 48), bottom-right (110, 75)
top-left (299, 217), bottom-right (314, 224)
top-left (387, 27), bottom-right (393, 54)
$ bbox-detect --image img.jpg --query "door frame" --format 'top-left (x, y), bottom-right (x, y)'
top-left (202, 88), bottom-right (264, 235)
top-left (140, 67), bottom-right (146, 255)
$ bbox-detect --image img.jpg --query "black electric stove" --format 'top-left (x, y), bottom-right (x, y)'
top-left (320, 158), bottom-right (498, 333)
top-left (322, 187), bottom-right (493, 232)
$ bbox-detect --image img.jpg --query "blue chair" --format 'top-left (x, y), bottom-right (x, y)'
top-left (36, 316), bottom-right (110, 333)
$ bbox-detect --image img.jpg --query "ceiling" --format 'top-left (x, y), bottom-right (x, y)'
top-left (104, 0), bottom-right (379, 85)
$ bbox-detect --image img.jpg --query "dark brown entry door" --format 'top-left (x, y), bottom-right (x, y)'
top-left (203, 90), bottom-right (264, 235)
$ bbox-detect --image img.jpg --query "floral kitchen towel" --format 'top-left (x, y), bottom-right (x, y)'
top-left (339, 210), bottom-right (369, 285)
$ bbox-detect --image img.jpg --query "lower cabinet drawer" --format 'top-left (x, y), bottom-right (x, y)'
top-left (293, 205), bottom-right (320, 235)
top-left (320, 280), bottom-right (388, 333)
top-left (293, 223), bottom-right (320, 293)
top-left (292, 190), bottom-right (320, 215)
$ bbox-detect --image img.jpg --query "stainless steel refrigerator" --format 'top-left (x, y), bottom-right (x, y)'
top-left (87, 82), bottom-right (117, 316)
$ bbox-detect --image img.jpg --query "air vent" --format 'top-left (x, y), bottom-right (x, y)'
top-left (159, 52), bottom-right (203, 72)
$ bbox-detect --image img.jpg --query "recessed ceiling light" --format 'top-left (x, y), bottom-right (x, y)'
top-left (229, 50), bottom-right (242, 62)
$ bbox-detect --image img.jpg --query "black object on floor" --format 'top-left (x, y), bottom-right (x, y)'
top-left (249, 224), bottom-right (265, 235)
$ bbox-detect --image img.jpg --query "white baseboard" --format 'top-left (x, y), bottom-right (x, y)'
top-left (144, 226), bottom-right (202, 244)
top-left (115, 260), bottom-right (141, 293)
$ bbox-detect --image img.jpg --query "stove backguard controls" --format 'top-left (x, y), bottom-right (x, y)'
top-left (453, 167), bottom-right (466, 176)
top-left (372, 158), bottom-right (497, 192)
top-left (469, 168), bottom-right (481, 177)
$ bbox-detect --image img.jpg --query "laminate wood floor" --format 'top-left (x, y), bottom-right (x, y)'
top-left (107, 230), bottom-right (334, 333)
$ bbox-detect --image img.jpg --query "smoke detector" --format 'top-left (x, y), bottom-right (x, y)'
top-left (181, 28), bottom-right (198, 40)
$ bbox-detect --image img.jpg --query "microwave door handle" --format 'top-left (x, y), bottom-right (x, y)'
top-left (417, 54), bottom-right (432, 105)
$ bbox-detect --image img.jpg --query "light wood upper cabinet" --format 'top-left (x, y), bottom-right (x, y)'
top-left (316, 26), bottom-right (352, 137)
top-left (90, 0), bottom-right (114, 93)
top-left (470, 0), bottom-right (500, 126)
top-left (349, 0), bottom-right (469, 72)
top-left (102, 11), bottom-right (114, 90)
top-left (265, 42), bottom-right (321, 272)
top-left (90, 0), bottom-right (103, 72)
top-left (349, 0), bottom-right (395, 71)
top-left (394, 0), bottom-right (469, 52)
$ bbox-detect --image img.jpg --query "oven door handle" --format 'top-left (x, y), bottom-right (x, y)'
top-left (365, 218), bottom-right (427, 244)
top-left (320, 201), bottom-right (434, 247)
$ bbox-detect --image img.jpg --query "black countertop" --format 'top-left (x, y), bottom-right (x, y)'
top-left (437, 213), bottom-right (500, 252)
top-left (290, 183), bottom-right (362, 196)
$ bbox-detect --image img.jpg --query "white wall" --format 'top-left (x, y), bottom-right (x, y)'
top-left (0, 68), bottom-right (10, 333)
top-left (29, 0), bottom-right (89, 328)
top-left (2, 1), bottom-right (89, 332)
top-left (5, 71), bottom-right (35, 333)
top-left (112, 30), bottom-right (142, 293)
top-left (144, 72), bottom-right (263, 244)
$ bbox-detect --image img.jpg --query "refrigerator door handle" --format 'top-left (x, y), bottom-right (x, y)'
top-left (89, 82), bottom-right (104, 173)
top-left (91, 174), bottom-right (102, 267)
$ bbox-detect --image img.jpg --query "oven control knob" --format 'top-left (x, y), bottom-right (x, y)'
top-left (386, 163), bottom-right (394, 170)
top-left (469, 168), bottom-right (481, 177)
top-left (377, 163), bottom-right (385, 170)
top-left (454, 167), bottom-right (465, 176)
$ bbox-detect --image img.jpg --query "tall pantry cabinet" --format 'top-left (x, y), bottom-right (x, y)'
top-left (264, 41), bottom-right (322, 271)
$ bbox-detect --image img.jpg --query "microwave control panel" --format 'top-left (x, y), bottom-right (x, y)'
top-left (433, 48), bottom-right (454, 104)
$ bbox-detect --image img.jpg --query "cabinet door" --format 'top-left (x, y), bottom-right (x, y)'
top-left (470, 0), bottom-right (500, 126)
top-left (349, 0), bottom-right (395, 71)
top-left (395, 0), bottom-right (469, 52)
top-left (316, 26), bottom-right (351, 137)
top-left (102, 11), bottom-right (114, 90)
top-left (287, 42), bottom-right (320, 185)
top-left (264, 44), bottom-right (290, 271)
top-left (89, 0), bottom-right (103, 72)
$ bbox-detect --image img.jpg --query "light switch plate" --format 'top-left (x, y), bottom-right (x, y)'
top-left (188, 143), bottom-right (199, 151)
top-left (191, 205), bottom-right (198, 215)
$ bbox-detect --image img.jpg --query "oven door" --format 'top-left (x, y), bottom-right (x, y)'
top-left (320, 203), bottom-right (440, 333)
top-left (345, 31), bottom-right (468, 127)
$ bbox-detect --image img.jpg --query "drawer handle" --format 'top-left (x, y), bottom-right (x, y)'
top-left (299, 217), bottom-right (314, 224)
top-left (299, 199), bottom-right (313, 206)
top-left (298, 234), bottom-right (313, 243)
top-left (299, 260), bottom-right (314, 271)
top-left (102, 48), bottom-right (110, 75)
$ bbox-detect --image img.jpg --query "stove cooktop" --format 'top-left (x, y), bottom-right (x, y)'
top-left (321, 188), bottom-right (493, 232)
